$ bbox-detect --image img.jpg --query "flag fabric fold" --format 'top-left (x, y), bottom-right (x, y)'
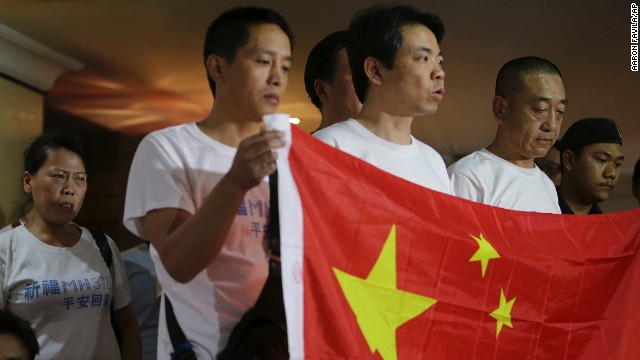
top-left (273, 123), bottom-right (640, 360)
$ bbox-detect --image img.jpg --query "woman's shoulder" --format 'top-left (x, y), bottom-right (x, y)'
top-left (0, 226), bottom-right (29, 259)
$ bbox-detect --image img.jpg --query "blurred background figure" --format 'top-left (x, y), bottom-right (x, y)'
top-left (0, 309), bottom-right (39, 360)
top-left (304, 30), bottom-right (362, 132)
top-left (534, 142), bottom-right (561, 186)
top-left (122, 242), bottom-right (160, 360)
top-left (557, 118), bottom-right (624, 214)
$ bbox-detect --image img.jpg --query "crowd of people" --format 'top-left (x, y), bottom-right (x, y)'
top-left (0, 4), bottom-right (638, 360)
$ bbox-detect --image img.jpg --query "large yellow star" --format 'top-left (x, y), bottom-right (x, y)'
top-left (490, 289), bottom-right (516, 338)
top-left (333, 224), bottom-right (437, 360)
top-left (469, 233), bottom-right (500, 278)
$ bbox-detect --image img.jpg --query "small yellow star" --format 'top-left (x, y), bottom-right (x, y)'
top-left (490, 289), bottom-right (516, 338)
top-left (469, 233), bottom-right (500, 278)
top-left (333, 224), bottom-right (437, 360)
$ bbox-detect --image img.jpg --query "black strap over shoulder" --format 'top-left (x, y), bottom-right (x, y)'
top-left (268, 171), bottom-right (281, 258)
top-left (87, 228), bottom-right (120, 344)
top-left (88, 228), bottom-right (112, 269)
top-left (217, 171), bottom-right (288, 359)
top-left (165, 294), bottom-right (196, 360)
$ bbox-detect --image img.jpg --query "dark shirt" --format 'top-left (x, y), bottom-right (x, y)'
top-left (556, 188), bottom-right (604, 215)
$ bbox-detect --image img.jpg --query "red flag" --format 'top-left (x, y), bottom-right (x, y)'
top-left (276, 126), bottom-right (640, 359)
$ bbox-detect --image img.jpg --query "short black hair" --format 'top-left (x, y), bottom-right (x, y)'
top-left (203, 6), bottom-right (294, 97)
top-left (23, 131), bottom-right (92, 177)
top-left (495, 56), bottom-right (563, 99)
top-left (304, 31), bottom-right (349, 110)
top-left (0, 310), bottom-right (39, 360)
top-left (347, 4), bottom-right (445, 103)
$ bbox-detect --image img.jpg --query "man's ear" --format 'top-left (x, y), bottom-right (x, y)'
top-left (206, 54), bottom-right (225, 84)
top-left (363, 57), bottom-right (383, 86)
top-left (561, 149), bottom-right (575, 172)
top-left (23, 171), bottom-right (33, 194)
top-left (314, 79), bottom-right (330, 103)
top-left (492, 96), bottom-right (507, 123)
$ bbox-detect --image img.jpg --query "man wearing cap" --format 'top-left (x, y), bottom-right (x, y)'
top-left (556, 118), bottom-right (624, 214)
top-left (448, 56), bottom-right (566, 212)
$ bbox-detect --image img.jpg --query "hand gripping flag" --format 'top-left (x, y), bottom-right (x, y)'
top-left (266, 117), bottom-right (640, 360)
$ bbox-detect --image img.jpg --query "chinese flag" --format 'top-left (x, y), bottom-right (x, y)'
top-left (275, 126), bottom-right (640, 359)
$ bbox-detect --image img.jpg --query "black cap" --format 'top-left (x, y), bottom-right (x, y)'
top-left (557, 118), bottom-right (622, 151)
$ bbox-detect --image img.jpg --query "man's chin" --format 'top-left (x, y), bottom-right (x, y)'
top-left (417, 106), bottom-right (439, 117)
top-left (593, 190), bottom-right (612, 203)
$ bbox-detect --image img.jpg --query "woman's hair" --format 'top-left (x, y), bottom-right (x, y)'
top-left (23, 131), bottom-right (92, 176)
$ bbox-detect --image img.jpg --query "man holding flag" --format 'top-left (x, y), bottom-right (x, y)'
top-left (275, 115), bottom-right (640, 360)
top-left (123, 7), bottom-right (291, 358)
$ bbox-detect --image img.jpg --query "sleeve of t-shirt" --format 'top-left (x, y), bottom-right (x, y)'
top-left (312, 129), bottom-right (339, 148)
top-left (108, 235), bottom-right (132, 311)
top-left (448, 165), bottom-right (483, 203)
top-left (123, 132), bottom-right (196, 238)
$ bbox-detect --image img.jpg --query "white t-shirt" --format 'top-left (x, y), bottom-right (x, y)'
top-left (0, 225), bottom-right (130, 360)
top-left (447, 148), bottom-right (561, 213)
top-left (0, 219), bottom-right (24, 234)
top-left (313, 119), bottom-right (451, 194)
top-left (123, 122), bottom-right (269, 359)
top-left (0, 224), bottom-right (12, 234)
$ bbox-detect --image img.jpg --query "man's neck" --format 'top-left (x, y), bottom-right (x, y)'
top-left (486, 138), bottom-right (535, 169)
top-left (198, 107), bottom-right (262, 147)
top-left (562, 198), bottom-right (593, 215)
top-left (558, 182), bottom-right (593, 215)
top-left (355, 105), bottom-right (414, 145)
top-left (316, 114), bottom-right (345, 132)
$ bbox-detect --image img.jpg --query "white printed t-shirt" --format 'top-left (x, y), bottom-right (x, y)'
top-left (0, 225), bottom-right (130, 360)
top-left (447, 148), bottom-right (561, 213)
top-left (313, 119), bottom-right (451, 194)
top-left (123, 122), bottom-right (269, 359)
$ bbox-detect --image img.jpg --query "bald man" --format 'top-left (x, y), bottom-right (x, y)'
top-left (448, 56), bottom-right (566, 213)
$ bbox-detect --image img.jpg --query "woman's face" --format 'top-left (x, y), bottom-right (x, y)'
top-left (23, 148), bottom-right (87, 225)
